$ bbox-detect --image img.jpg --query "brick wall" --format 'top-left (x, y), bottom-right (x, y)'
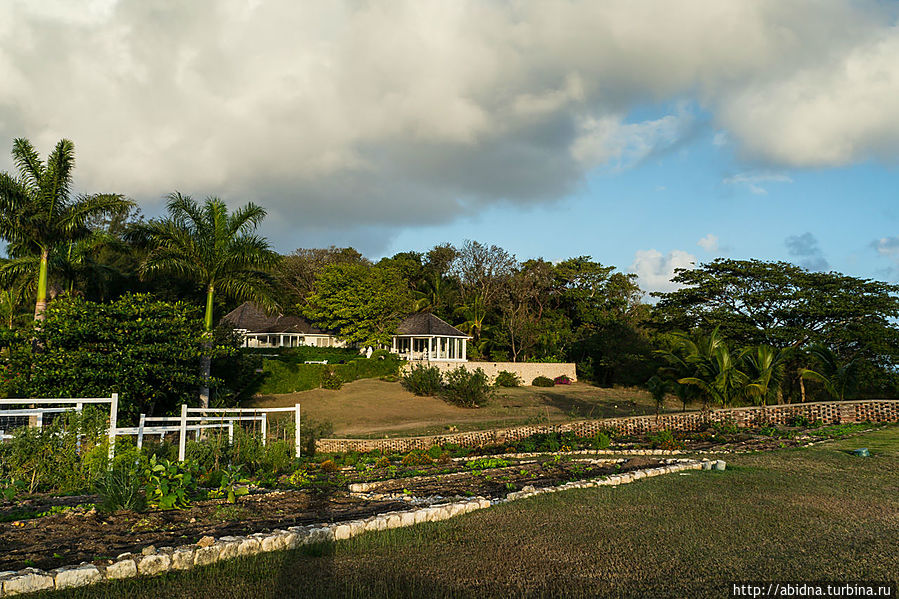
top-left (315, 399), bottom-right (899, 454)
top-left (401, 361), bottom-right (577, 384)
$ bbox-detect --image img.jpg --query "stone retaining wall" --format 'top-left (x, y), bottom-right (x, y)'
top-left (402, 361), bottom-right (577, 384)
top-left (0, 459), bottom-right (708, 596)
top-left (316, 399), bottom-right (899, 454)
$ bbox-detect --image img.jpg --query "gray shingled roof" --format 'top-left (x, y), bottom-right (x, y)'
top-left (395, 312), bottom-right (467, 337)
top-left (221, 302), bottom-right (329, 335)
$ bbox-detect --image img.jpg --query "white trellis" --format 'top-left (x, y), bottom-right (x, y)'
top-left (178, 404), bottom-right (302, 462)
top-left (0, 394), bottom-right (119, 460)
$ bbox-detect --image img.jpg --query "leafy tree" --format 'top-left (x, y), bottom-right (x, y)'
top-left (671, 327), bottom-right (746, 410)
top-left (141, 193), bottom-right (279, 407)
top-left (274, 246), bottom-right (368, 310)
top-left (13, 294), bottom-right (208, 420)
top-left (0, 138), bottom-right (132, 320)
top-left (303, 262), bottom-right (414, 346)
top-left (450, 240), bottom-right (517, 344)
top-left (646, 375), bottom-right (668, 422)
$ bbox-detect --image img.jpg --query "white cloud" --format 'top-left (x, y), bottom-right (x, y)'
top-left (723, 172), bottom-right (793, 195)
top-left (697, 234), bottom-right (720, 253)
top-left (0, 0), bottom-right (896, 251)
top-left (631, 249), bottom-right (696, 294)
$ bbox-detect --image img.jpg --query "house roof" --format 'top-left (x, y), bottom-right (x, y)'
top-left (395, 312), bottom-right (468, 337)
top-left (221, 302), bottom-right (330, 335)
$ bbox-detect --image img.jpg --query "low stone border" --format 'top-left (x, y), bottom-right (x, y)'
top-left (0, 459), bottom-right (720, 597)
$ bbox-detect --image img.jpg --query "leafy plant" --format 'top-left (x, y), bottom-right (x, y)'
top-left (144, 455), bottom-right (197, 510)
top-left (532, 376), bottom-right (554, 387)
top-left (441, 367), bottom-right (493, 408)
top-left (466, 457), bottom-right (510, 470)
top-left (401, 364), bottom-right (443, 396)
top-left (553, 375), bottom-right (571, 385)
top-left (494, 370), bottom-right (522, 388)
top-left (0, 478), bottom-right (26, 502)
top-left (591, 432), bottom-right (611, 450)
top-left (209, 464), bottom-right (250, 504)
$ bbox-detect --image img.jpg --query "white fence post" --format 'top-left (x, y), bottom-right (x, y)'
top-left (107, 393), bottom-right (118, 463)
top-left (137, 413), bottom-right (146, 450)
top-left (260, 412), bottom-right (267, 447)
top-left (295, 403), bottom-right (301, 458)
top-left (178, 403), bottom-right (188, 462)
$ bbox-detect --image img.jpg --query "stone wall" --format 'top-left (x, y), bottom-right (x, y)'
top-left (401, 361), bottom-right (577, 384)
top-left (315, 399), bottom-right (899, 454)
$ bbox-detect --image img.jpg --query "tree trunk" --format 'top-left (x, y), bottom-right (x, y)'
top-left (33, 250), bottom-right (49, 321)
top-left (199, 285), bottom-right (214, 408)
top-left (799, 375), bottom-right (806, 403)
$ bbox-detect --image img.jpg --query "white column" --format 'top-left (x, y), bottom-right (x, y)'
top-left (295, 403), bottom-right (302, 458)
top-left (436, 337), bottom-right (442, 361)
top-left (427, 337), bottom-right (432, 361)
top-left (462, 338), bottom-right (467, 361)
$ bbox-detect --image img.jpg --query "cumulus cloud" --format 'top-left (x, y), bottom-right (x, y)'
top-left (631, 249), bottom-right (696, 294)
top-left (723, 172), bottom-right (793, 195)
top-left (785, 232), bottom-right (829, 271)
top-left (0, 0), bottom-right (896, 251)
top-left (697, 234), bottom-right (719, 253)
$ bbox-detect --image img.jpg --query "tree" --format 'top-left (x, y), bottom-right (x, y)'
top-left (0, 138), bottom-right (132, 320)
top-left (672, 327), bottom-right (747, 410)
top-left (799, 344), bottom-right (859, 401)
top-left (653, 259), bottom-right (899, 350)
top-left (141, 193), bottom-right (279, 407)
top-left (450, 240), bottom-right (517, 344)
top-left (303, 263), bottom-right (414, 346)
top-left (741, 345), bottom-right (792, 407)
top-left (274, 246), bottom-right (368, 311)
top-left (15, 294), bottom-right (207, 420)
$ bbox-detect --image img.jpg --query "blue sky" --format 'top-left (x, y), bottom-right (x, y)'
top-left (0, 1), bottom-right (897, 295)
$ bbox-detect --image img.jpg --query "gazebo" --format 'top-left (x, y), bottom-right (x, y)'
top-left (392, 313), bottom-right (468, 362)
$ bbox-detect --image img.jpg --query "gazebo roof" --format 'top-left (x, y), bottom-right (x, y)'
top-left (395, 313), bottom-right (468, 337)
top-left (221, 302), bottom-right (329, 335)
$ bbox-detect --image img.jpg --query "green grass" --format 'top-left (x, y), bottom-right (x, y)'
top-left (41, 425), bottom-right (899, 598)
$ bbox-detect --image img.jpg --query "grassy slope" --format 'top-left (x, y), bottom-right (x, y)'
top-left (45, 426), bottom-right (899, 599)
top-left (249, 379), bottom-right (686, 438)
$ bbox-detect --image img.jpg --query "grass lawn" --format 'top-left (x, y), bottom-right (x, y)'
top-left (248, 379), bottom-right (690, 438)
top-left (44, 426), bottom-right (899, 599)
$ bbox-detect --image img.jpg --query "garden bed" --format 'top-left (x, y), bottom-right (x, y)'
top-left (0, 454), bottom-right (661, 573)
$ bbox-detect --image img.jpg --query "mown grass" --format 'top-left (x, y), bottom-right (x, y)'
top-left (42, 425), bottom-right (899, 599)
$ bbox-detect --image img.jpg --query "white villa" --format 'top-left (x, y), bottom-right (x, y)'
top-left (221, 302), bottom-right (345, 348)
top-left (222, 303), bottom-right (468, 361)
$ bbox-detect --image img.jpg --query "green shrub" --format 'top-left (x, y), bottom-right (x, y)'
top-left (370, 349), bottom-right (391, 360)
top-left (320, 367), bottom-right (343, 390)
top-left (553, 375), bottom-right (572, 385)
top-left (494, 370), bottom-right (522, 388)
top-left (532, 376), bottom-right (555, 387)
top-left (647, 429), bottom-right (680, 450)
top-left (441, 367), bottom-right (493, 408)
top-left (401, 364), bottom-right (443, 396)
top-left (466, 457), bottom-right (510, 470)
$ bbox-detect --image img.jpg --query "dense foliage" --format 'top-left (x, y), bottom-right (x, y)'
top-left (6, 294), bottom-right (210, 419)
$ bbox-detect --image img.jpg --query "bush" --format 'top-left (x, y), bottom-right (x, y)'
top-left (647, 429), bottom-right (680, 450)
top-left (320, 367), bottom-right (343, 390)
top-left (441, 367), bottom-right (493, 408)
top-left (401, 364), bottom-right (443, 396)
top-left (532, 376), bottom-right (555, 387)
top-left (553, 375), bottom-right (572, 385)
top-left (370, 349), bottom-right (391, 360)
top-left (144, 455), bottom-right (197, 510)
top-left (494, 370), bottom-right (522, 388)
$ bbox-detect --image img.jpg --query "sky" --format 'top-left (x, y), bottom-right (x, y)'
top-left (0, 0), bottom-right (897, 296)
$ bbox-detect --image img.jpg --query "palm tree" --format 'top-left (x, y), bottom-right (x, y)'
top-left (672, 327), bottom-right (747, 410)
top-left (740, 345), bottom-right (792, 407)
top-left (0, 138), bottom-right (131, 320)
top-left (141, 193), bottom-right (279, 407)
top-left (799, 344), bottom-right (858, 401)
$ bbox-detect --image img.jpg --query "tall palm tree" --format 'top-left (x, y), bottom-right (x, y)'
top-left (672, 327), bottom-right (747, 409)
top-left (141, 193), bottom-right (279, 407)
top-left (0, 138), bottom-right (131, 320)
